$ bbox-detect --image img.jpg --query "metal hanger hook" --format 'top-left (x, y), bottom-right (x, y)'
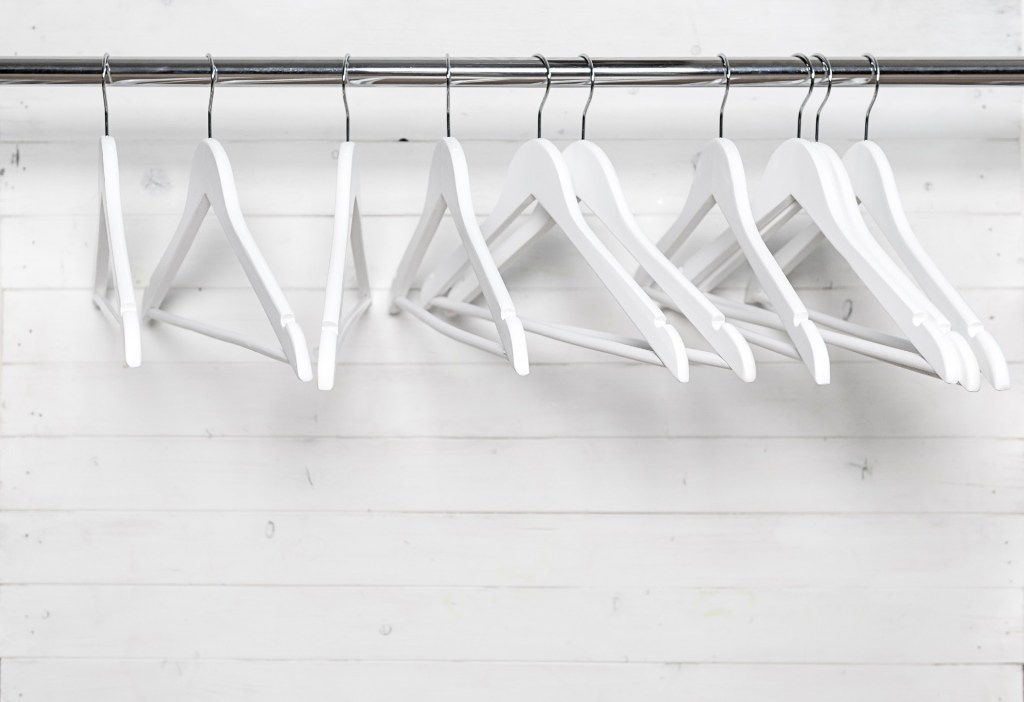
top-left (717, 53), bottom-right (731, 138)
top-left (863, 53), bottom-right (881, 140)
top-left (445, 53), bottom-right (451, 138)
top-left (533, 53), bottom-right (551, 139)
top-left (101, 53), bottom-right (111, 137)
top-left (791, 53), bottom-right (815, 139)
top-left (579, 53), bottom-right (595, 140)
top-left (810, 53), bottom-right (833, 142)
top-left (206, 53), bottom-right (217, 139)
top-left (342, 53), bottom-right (351, 142)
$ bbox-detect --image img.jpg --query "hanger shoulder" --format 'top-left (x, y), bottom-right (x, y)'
top-left (143, 139), bottom-right (312, 381)
top-left (756, 138), bottom-right (962, 383)
top-left (560, 141), bottom-right (641, 239)
top-left (643, 140), bottom-right (726, 283)
top-left (427, 138), bottom-right (688, 379)
top-left (508, 139), bottom-right (691, 380)
top-left (843, 141), bottom-right (1008, 388)
top-left (422, 141), bottom-right (580, 304)
top-left (389, 137), bottom-right (528, 375)
top-left (662, 138), bottom-right (830, 383)
top-left (201, 139), bottom-right (313, 379)
top-left (95, 136), bottom-right (141, 368)
top-left (562, 140), bottom-right (755, 381)
top-left (388, 141), bottom-right (454, 311)
top-left (318, 141), bottom-right (372, 390)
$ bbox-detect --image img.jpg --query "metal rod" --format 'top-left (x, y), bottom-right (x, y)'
top-left (1, 56), bottom-right (1024, 87)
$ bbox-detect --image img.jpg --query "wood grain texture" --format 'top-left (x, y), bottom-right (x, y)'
top-left (2, 437), bottom-right (1020, 513)
top-left (3, 660), bottom-right (1021, 702)
top-left (2, 512), bottom-right (1020, 587)
top-left (3, 362), bottom-right (1021, 438)
top-left (1, 585), bottom-right (1020, 663)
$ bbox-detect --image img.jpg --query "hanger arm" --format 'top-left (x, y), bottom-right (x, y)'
top-left (651, 138), bottom-right (830, 383)
top-left (317, 141), bottom-right (372, 390)
top-left (388, 138), bottom-right (529, 375)
top-left (142, 139), bottom-right (312, 381)
top-left (95, 136), bottom-right (141, 368)
top-left (843, 140), bottom-right (1008, 389)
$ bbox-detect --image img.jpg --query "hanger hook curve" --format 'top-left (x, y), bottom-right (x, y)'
top-left (101, 53), bottom-right (111, 137)
top-left (810, 53), bottom-right (833, 142)
top-left (863, 53), bottom-right (881, 140)
top-left (445, 53), bottom-right (452, 138)
top-left (533, 53), bottom-right (551, 139)
top-left (579, 53), bottom-right (595, 140)
top-left (342, 53), bottom-right (351, 142)
top-left (717, 53), bottom-right (731, 138)
top-left (206, 53), bottom-right (217, 139)
top-left (791, 53), bottom-right (815, 139)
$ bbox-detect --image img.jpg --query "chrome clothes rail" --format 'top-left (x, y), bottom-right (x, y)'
top-left (1, 57), bottom-right (1024, 87)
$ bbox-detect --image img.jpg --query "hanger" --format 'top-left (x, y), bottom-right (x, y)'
top-left (141, 54), bottom-right (313, 381)
top-left (767, 54), bottom-right (976, 386)
top-left (93, 53), bottom-right (141, 368)
top-left (388, 54), bottom-right (529, 375)
top-left (427, 54), bottom-right (755, 379)
top-left (419, 54), bottom-right (690, 380)
top-left (636, 54), bottom-right (831, 383)
top-left (317, 54), bottom-right (372, 390)
top-left (744, 54), bottom-right (978, 389)
top-left (681, 54), bottom-right (966, 385)
top-left (761, 55), bottom-right (1007, 390)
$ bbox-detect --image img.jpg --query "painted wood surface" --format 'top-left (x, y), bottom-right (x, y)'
top-left (0, 1), bottom-right (1021, 701)
top-left (1, 660), bottom-right (1019, 702)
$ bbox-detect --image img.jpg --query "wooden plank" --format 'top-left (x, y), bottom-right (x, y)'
top-left (0, 138), bottom-right (1016, 217)
top-left (3, 362), bottom-right (1021, 438)
top-left (2, 660), bottom-right (1020, 702)
top-left (1, 0), bottom-right (1015, 60)
top-left (3, 212), bottom-right (1021, 291)
top-left (2, 437), bottom-right (1021, 513)
top-left (2, 512), bottom-right (1019, 587)
top-left (0, 585), bottom-right (1018, 662)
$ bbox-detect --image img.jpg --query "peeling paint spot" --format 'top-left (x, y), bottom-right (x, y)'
top-left (265, 521), bottom-right (276, 538)
top-left (141, 168), bottom-right (171, 191)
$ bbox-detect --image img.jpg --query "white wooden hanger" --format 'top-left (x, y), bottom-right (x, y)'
top-left (426, 55), bottom-right (755, 380)
top-left (388, 55), bottom-right (529, 375)
top-left (421, 54), bottom-right (689, 381)
top-left (680, 54), bottom-right (964, 385)
top-left (141, 55), bottom-right (312, 381)
top-left (93, 56), bottom-right (141, 368)
top-left (318, 57), bottom-right (371, 391)
top-left (756, 55), bottom-right (973, 386)
top-left (741, 143), bottom-right (980, 389)
top-left (637, 55), bottom-right (831, 383)
top-left (757, 55), bottom-right (1007, 390)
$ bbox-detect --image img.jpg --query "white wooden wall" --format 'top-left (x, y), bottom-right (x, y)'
top-left (0, 1), bottom-right (1022, 700)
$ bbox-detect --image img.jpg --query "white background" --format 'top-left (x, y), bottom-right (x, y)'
top-left (0, 1), bottom-right (1021, 700)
